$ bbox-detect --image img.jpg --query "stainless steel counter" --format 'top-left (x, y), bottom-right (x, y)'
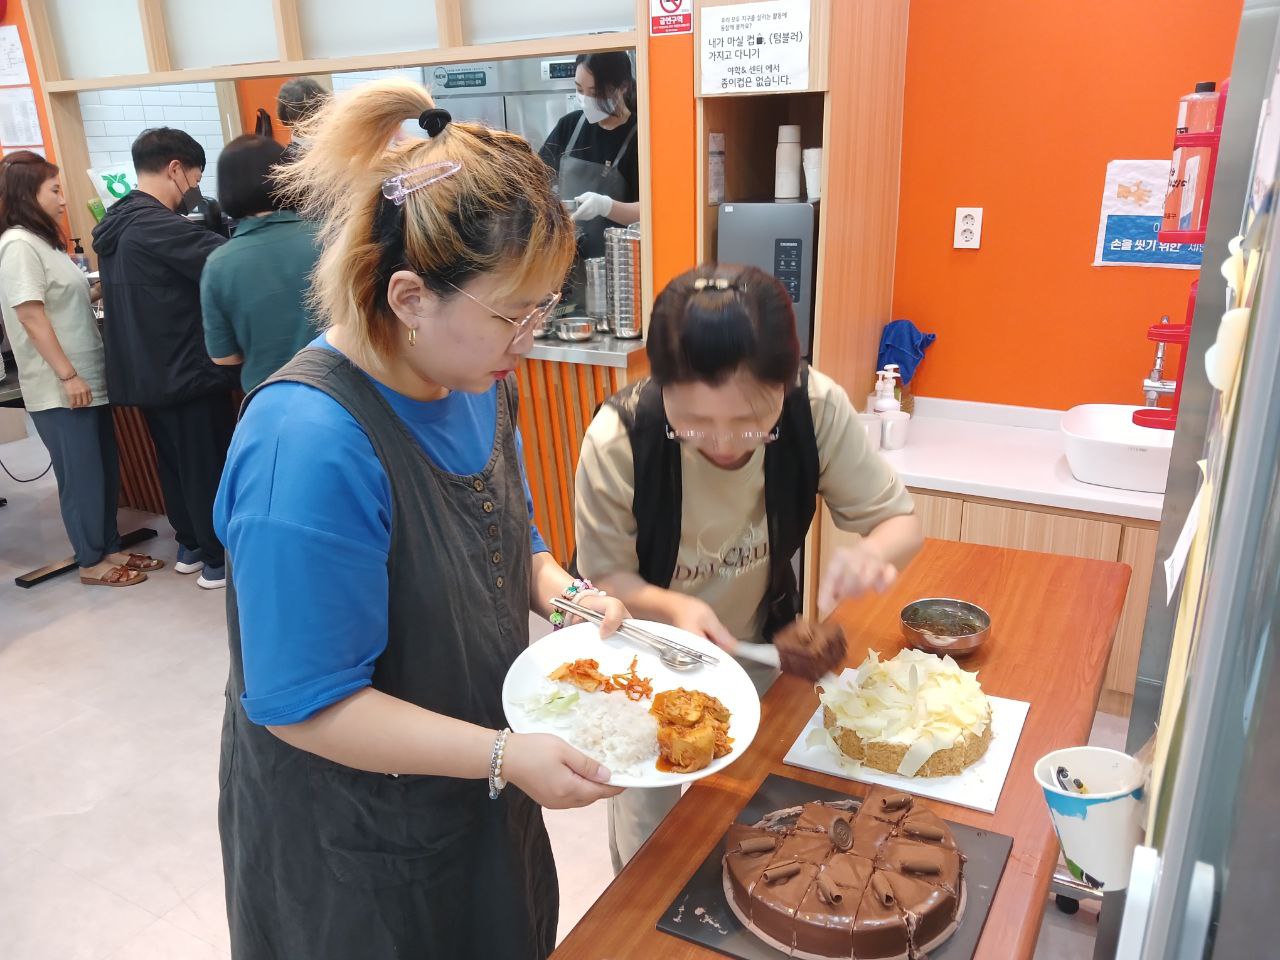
top-left (527, 335), bottom-right (645, 368)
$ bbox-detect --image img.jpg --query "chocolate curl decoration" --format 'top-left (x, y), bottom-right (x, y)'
top-left (763, 861), bottom-right (802, 884)
top-left (829, 817), bottom-right (854, 853)
top-left (903, 823), bottom-right (945, 843)
top-left (871, 873), bottom-right (896, 906)
top-left (737, 837), bottom-right (778, 855)
top-left (900, 858), bottom-right (942, 877)
top-left (880, 793), bottom-right (913, 812)
top-left (817, 875), bottom-right (843, 905)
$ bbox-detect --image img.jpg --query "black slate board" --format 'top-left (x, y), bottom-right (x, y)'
top-left (656, 774), bottom-right (1013, 960)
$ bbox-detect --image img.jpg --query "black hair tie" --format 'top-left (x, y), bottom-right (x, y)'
top-left (419, 108), bottom-right (452, 138)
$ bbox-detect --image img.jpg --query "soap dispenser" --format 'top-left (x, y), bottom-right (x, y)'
top-left (873, 366), bottom-right (902, 413)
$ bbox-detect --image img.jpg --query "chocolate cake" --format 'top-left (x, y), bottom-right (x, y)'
top-left (775, 619), bottom-right (848, 681)
top-left (722, 786), bottom-right (965, 959)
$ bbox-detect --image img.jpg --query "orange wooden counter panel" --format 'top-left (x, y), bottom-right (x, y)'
top-left (552, 539), bottom-right (1131, 960)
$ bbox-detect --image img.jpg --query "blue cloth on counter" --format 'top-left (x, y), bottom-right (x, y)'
top-left (214, 335), bottom-right (548, 726)
top-left (877, 319), bottom-right (936, 386)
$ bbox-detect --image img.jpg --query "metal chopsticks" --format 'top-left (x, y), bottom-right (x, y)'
top-left (548, 596), bottom-right (720, 667)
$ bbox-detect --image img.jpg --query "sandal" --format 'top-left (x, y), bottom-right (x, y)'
top-left (121, 553), bottom-right (164, 571)
top-left (80, 564), bottom-right (148, 588)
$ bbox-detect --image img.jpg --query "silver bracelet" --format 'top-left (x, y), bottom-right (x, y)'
top-left (488, 728), bottom-right (510, 799)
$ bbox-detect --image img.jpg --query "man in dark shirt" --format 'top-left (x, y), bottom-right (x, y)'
top-left (93, 128), bottom-right (232, 589)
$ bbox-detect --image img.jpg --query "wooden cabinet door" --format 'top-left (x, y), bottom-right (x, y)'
top-left (819, 490), bottom-right (961, 564)
top-left (908, 489), bottom-right (964, 541)
top-left (959, 501), bottom-right (1122, 560)
top-left (1105, 526), bottom-right (1160, 703)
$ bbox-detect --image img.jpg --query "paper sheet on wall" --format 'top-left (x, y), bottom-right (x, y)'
top-left (700, 0), bottom-right (809, 95)
top-left (3, 145), bottom-right (43, 157)
top-left (0, 26), bottom-right (30, 87)
top-left (0, 87), bottom-right (42, 148)
top-left (1093, 159), bottom-right (1202, 269)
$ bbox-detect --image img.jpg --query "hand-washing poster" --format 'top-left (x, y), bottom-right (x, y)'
top-left (1094, 159), bottom-right (1202, 269)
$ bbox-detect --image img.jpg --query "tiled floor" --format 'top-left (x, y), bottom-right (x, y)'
top-left (1, 421), bottom-right (1116, 959)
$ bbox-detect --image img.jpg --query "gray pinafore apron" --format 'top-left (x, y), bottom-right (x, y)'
top-left (218, 347), bottom-right (555, 959)
top-left (558, 113), bottom-right (637, 259)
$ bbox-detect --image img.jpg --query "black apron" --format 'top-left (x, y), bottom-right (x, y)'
top-left (218, 347), bottom-right (555, 959)
top-left (558, 113), bottom-right (637, 259)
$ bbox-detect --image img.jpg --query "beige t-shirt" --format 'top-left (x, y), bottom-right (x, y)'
top-left (0, 227), bottom-right (106, 412)
top-left (575, 368), bottom-right (915, 641)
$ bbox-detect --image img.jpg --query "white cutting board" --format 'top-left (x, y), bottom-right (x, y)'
top-left (783, 694), bottom-right (1030, 814)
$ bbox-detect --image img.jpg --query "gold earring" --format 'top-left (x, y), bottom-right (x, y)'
top-left (409, 328), bottom-right (417, 347)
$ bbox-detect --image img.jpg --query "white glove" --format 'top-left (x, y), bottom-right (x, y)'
top-left (571, 192), bottom-right (614, 222)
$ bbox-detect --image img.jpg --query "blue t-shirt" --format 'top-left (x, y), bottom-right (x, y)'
top-left (214, 337), bottom-right (548, 726)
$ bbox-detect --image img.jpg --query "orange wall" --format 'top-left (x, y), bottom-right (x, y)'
top-left (646, 33), bottom-right (698, 292)
top-left (892, 0), bottom-right (1242, 410)
top-left (236, 77), bottom-right (292, 147)
top-left (1, 5), bottom-right (66, 238)
top-left (0, 7), bottom-right (54, 158)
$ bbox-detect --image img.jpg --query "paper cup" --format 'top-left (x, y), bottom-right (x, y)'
top-left (880, 411), bottom-right (910, 450)
top-left (1035, 746), bottom-right (1144, 891)
top-left (855, 413), bottom-right (881, 451)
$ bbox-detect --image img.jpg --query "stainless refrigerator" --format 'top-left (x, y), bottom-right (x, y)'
top-left (1115, 1), bottom-right (1280, 955)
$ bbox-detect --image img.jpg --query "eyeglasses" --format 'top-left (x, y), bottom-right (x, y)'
top-left (444, 281), bottom-right (561, 345)
top-left (664, 424), bottom-right (781, 446)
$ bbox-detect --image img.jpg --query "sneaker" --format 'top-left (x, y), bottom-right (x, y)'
top-left (196, 564), bottom-right (226, 590)
top-left (175, 546), bottom-right (205, 575)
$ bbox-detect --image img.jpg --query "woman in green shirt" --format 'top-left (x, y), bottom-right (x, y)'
top-left (201, 134), bottom-right (320, 391)
top-left (0, 151), bottom-right (161, 586)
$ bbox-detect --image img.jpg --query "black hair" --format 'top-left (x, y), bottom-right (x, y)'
top-left (277, 77), bottom-right (330, 126)
top-left (647, 264), bottom-right (800, 387)
top-left (131, 127), bottom-right (206, 175)
top-left (575, 52), bottom-right (637, 114)
top-left (217, 134), bottom-right (287, 219)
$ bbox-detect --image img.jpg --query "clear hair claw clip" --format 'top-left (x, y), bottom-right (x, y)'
top-left (381, 160), bottom-right (462, 206)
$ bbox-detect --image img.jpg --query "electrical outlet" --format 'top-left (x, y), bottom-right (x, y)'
top-left (954, 207), bottom-right (983, 249)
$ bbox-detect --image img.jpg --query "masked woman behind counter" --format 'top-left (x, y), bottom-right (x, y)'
top-left (214, 78), bottom-right (628, 960)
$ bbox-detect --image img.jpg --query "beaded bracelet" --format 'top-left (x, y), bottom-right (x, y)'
top-left (488, 728), bottom-right (510, 799)
top-left (549, 578), bottom-right (599, 629)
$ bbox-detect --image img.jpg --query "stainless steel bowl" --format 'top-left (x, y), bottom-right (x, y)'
top-left (555, 317), bottom-right (596, 342)
top-left (900, 598), bottom-right (991, 657)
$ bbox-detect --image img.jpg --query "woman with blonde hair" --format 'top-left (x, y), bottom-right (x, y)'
top-left (214, 79), bottom-right (627, 959)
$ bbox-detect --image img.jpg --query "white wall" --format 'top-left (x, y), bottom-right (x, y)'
top-left (78, 83), bottom-right (225, 199)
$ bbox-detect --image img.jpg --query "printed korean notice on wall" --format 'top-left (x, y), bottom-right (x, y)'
top-left (1094, 159), bottom-right (1202, 269)
top-left (700, 0), bottom-right (810, 96)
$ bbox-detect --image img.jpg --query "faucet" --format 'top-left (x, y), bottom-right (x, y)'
top-left (1143, 315), bottom-right (1177, 406)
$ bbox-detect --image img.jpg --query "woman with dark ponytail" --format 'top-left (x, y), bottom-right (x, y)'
top-left (214, 79), bottom-right (628, 959)
top-left (574, 263), bottom-right (924, 871)
top-left (539, 50), bottom-right (642, 257)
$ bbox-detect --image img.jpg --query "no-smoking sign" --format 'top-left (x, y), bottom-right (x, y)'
top-left (651, 0), bottom-right (692, 35)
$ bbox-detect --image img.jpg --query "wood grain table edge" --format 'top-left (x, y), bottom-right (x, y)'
top-left (551, 540), bottom-right (1132, 960)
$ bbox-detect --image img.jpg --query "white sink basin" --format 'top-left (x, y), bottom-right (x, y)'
top-left (1061, 404), bottom-right (1173, 494)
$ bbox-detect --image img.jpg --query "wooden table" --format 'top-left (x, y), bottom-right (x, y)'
top-left (552, 539), bottom-right (1131, 960)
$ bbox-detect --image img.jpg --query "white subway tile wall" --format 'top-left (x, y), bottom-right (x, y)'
top-left (330, 68), bottom-right (428, 94)
top-left (78, 84), bottom-right (225, 199)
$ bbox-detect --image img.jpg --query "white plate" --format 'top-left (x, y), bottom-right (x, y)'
top-left (502, 620), bottom-right (761, 788)
top-left (783, 681), bottom-right (1031, 814)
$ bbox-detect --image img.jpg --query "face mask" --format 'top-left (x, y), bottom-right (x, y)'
top-left (582, 95), bottom-right (613, 125)
top-left (178, 187), bottom-right (204, 216)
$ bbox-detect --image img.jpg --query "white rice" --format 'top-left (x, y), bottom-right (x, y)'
top-left (531, 683), bottom-right (655, 776)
